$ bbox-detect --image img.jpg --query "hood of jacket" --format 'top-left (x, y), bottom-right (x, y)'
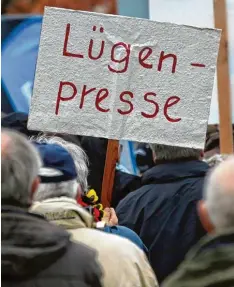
top-left (31, 197), bottom-right (94, 229)
top-left (2, 205), bottom-right (70, 278)
top-left (142, 160), bottom-right (209, 185)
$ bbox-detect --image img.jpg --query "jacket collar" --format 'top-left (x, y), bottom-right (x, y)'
top-left (2, 205), bottom-right (44, 219)
top-left (31, 197), bottom-right (94, 229)
top-left (142, 160), bottom-right (209, 185)
top-left (189, 228), bottom-right (234, 259)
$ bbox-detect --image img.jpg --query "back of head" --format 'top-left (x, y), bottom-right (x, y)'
top-left (1, 129), bottom-right (41, 208)
top-left (150, 144), bottom-right (201, 162)
top-left (32, 135), bottom-right (89, 193)
top-left (204, 156), bottom-right (234, 232)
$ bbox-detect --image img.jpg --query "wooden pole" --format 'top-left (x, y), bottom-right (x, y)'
top-left (101, 139), bottom-right (119, 207)
top-left (213, 0), bottom-right (233, 154)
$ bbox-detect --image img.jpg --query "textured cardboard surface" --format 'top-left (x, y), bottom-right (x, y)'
top-left (28, 7), bottom-right (221, 148)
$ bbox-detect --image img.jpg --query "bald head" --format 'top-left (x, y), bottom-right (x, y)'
top-left (1, 129), bottom-right (41, 208)
top-left (203, 156), bottom-right (234, 232)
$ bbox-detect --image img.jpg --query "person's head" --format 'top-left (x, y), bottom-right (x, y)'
top-left (1, 129), bottom-right (41, 208)
top-left (150, 143), bottom-right (202, 163)
top-left (32, 135), bottom-right (89, 193)
top-left (32, 141), bottom-right (80, 201)
top-left (198, 156), bottom-right (234, 234)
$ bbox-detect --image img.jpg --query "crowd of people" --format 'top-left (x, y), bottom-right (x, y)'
top-left (1, 112), bottom-right (234, 287)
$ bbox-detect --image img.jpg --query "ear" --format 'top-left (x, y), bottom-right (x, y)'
top-left (197, 200), bottom-right (215, 234)
top-left (76, 183), bottom-right (83, 200)
top-left (30, 177), bottom-right (40, 200)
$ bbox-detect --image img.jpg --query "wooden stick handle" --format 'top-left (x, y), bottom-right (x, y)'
top-left (214, 0), bottom-right (233, 153)
top-left (101, 139), bottom-right (119, 207)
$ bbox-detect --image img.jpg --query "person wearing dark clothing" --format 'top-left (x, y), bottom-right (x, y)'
top-left (163, 156), bottom-right (234, 287)
top-left (162, 228), bottom-right (234, 287)
top-left (111, 170), bottom-right (141, 208)
top-left (1, 129), bottom-right (103, 287)
top-left (116, 144), bottom-right (208, 283)
top-left (2, 206), bottom-right (103, 287)
top-left (135, 143), bottom-right (154, 174)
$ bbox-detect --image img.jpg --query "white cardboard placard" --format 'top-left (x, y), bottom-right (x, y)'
top-left (28, 7), bottom-right (221, 149)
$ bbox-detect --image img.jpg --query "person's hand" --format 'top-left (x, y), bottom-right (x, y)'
top-left (102, 207), bottom-right (118, 226)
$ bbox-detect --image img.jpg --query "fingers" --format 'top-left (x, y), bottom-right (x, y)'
top-left (101, 207), bottom-right (118, 226)
top-left (102, 207), bottom-right (111, 224)
top-left (109, 208), bottom-right (118, 226)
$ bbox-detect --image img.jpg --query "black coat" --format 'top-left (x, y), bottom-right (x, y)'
top-left (2, 206), bottom-right (103, 287)
top-left (116, 160), bottom-right (209, 283)
top-left (112, 170), bottom-right (142, 208)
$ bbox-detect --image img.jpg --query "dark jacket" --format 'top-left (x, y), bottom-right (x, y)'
top-left (162, 229), bottom-right (234, 287)
top-left (112, 170), bottom-right (142, 208)
top-left (2, 205), bottom-right (103, 287)
top-left (116, 160), bottom-right (208, 283)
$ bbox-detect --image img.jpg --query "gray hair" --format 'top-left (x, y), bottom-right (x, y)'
top-left (34, 180), bottom-right (79, 201)
top-left (150, 144), bottom-right (201, 161)
top-left (31, 135), bottom-right (89, 193)
top-left (204, 156), bottom-right (234, 232)
top-left (1, 129), bottom-right (41, 207)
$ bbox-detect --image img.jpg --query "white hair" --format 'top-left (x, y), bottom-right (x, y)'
top-left (34, 180), bottom-right (79, 201)
top-left (31, 135), bottom-right (89, 193)
top-left (204, 156), bottom-right (234, 232)
top-left (1, 129), bottom-right (41, 207)
top-left (150, 144), bottom-right (201, 161)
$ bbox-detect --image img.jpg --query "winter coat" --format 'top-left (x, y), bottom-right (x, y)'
top-left (162, 229), bottom-right (234, 287)
top-left (2, 205), bottom-right (103, 287)
top-left (112, 170), bottom-right (142, 208)
top-left (31, 197), bottom-right (159, 287)
top-left (116, 160), bottom-right (209, 283)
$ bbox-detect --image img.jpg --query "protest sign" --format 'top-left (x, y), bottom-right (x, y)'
top-left (28, 6), bottom-right (221, 149)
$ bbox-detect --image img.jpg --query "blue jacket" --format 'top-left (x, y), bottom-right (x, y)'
top-left (116, 160), bottom-right (209, 283)
top-left (103, 225), bottom-right (148, 254)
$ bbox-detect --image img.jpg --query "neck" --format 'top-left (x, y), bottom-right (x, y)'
top-left (155, 157), bottom-right (199, 165)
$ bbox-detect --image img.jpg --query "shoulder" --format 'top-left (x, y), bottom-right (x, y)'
top-left (58, 241), bottom-right (101, 273)
top-left (116, 184), bottom-right (155, 211)
top-left (38, 240), bottom-right (103, 286)
top-left (70, 229), bottom-right (158, 286)
top-left (71, 228), bottom-right (143, 258)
